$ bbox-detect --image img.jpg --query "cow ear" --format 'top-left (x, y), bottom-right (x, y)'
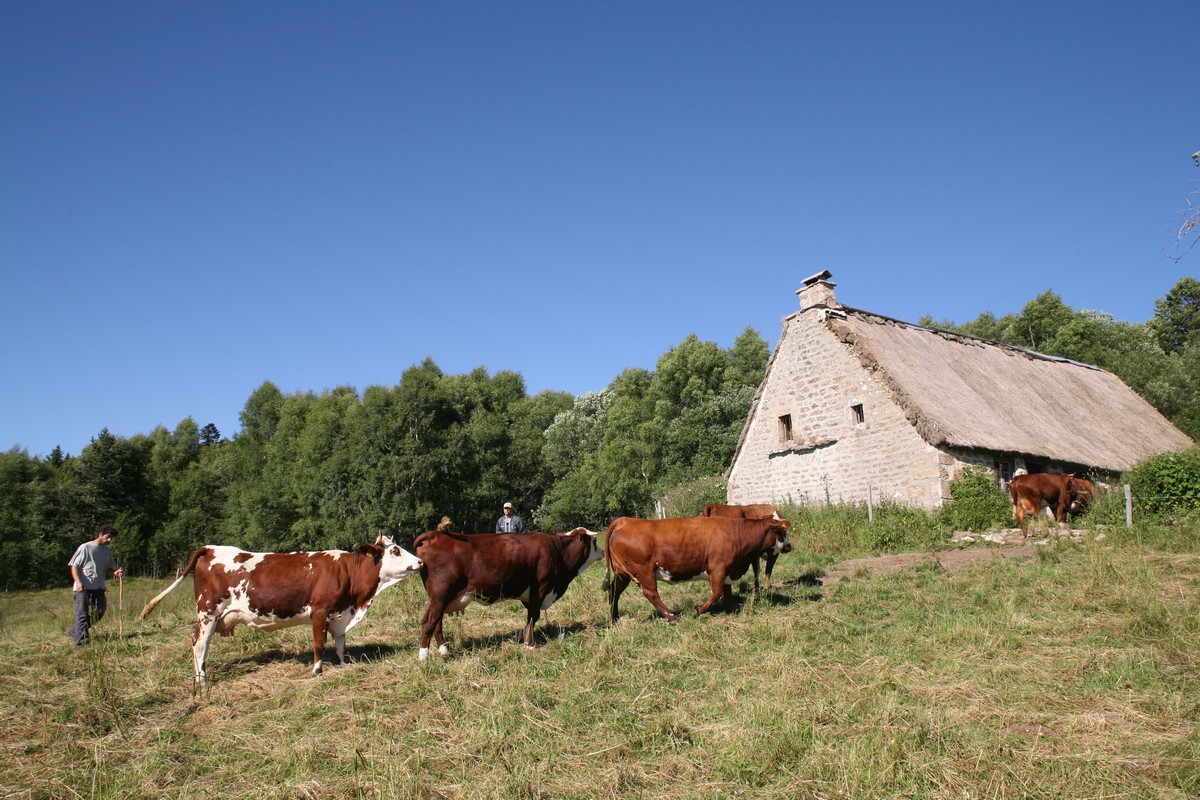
top-left (356, 543), bottom-right (383, 560)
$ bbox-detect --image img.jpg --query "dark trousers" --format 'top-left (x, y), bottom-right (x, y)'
top-left (69, 589), bottom-right (107, 645)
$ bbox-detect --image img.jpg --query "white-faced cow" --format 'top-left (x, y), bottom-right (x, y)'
top-left (139, 537), bottom-right (422, 687)
top-left (701, 503), bottom-right (787, 591)
top-left (604, 515), bottom-right (792, 623)
top-left (413, 527), bottom-right (603, 661)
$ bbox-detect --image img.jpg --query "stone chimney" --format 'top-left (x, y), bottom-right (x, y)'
top-left (797, 270), bottom-right (838, 310)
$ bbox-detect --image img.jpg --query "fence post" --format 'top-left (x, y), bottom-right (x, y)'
top-left (1124, 484), bottom-right (1133, 528)
top-left (867, 485), bottom-right (874, 523)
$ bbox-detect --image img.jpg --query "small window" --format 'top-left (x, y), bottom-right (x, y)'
top-left (778, 414), bottom-right (793, 444)
top-left (851, 403), bottom-right (865, 425)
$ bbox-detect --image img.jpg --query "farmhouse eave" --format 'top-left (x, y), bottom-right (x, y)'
top-left (826, 307), bottom-right (1193, 472)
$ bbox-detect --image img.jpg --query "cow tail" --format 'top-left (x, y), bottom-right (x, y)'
top-left (138, 547), bottom-right (205, 619)
top-left (601, 523), bottom-right (617, 600)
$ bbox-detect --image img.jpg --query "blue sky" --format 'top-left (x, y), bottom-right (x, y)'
top-left (2, 2), bottom-right (1197, 458)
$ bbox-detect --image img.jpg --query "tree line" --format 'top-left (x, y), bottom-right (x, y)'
top-left (3, 278), bottom-right (1197, 590)
top-left (0, 329), bottom-right (768, 589)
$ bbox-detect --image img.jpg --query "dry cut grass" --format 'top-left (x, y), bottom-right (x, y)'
top-left (1, 534), bottom-right (1198, 799)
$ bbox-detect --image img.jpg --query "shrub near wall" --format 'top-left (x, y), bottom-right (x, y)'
top-left (780, 500), bottom-right (944, 557)
top-left (1126, 445), bottom-right (1200, 521)
top-left (939, 466), bottom-right (1012, 532)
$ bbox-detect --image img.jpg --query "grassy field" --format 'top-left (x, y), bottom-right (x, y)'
top-left (1, 532), bottom-right (1198, 799)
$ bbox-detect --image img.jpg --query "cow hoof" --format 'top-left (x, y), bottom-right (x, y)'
top-left (418, 647), bottom-right (430, 662)
top-left (438, 643), bottom-right (450, 656)
top-left (665, 614), bottom-right (678, 624)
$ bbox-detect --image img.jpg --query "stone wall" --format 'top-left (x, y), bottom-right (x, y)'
top-left (728, 307), bottom-right (950, 510)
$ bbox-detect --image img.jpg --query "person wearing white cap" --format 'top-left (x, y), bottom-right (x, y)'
top-left (495, 501), bottom-right (525, 533)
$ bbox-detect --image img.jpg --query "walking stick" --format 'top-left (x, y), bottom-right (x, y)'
top-left (118, 572), bottom-right (124, 638)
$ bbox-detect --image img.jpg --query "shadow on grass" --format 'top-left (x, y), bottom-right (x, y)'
top-left (451, 620), bottom-right (594, 654)
top-left (197, 641), bottom-right (411, 685)
top-left (607, 583), bottom-right (814, 622)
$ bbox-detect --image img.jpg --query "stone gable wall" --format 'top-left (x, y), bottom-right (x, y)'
top-left (728, 308), bottom-right (951, 510)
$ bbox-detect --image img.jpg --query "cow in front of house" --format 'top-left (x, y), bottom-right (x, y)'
top-left (139, 537), bottom-right (422, 688)
top-left (701, 503), bottom-right (787, 591)
top-left (412, 527), bottom-right (603, 660)
top-left (1009, 472), bottom-right (1076, 537)
top-left (604, 515), bottom-right (792, 623)
top-left (1067, 477), bottom-right (1096, 518)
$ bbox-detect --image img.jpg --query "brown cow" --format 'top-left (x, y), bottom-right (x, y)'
top-left (1009, 472), bottom-right (1075, 537)
top-left (701, 503), bottom-right (786, 591)
top-left (138, 537), bottom-right (422, 688)
top-left (1068, 478), bottom-right (1096, 518)
top-left (604, 515), bottom-right (791, 623)
top-left (412, 527), bottom-right (603, 660)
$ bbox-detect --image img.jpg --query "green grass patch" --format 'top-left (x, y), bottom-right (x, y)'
top-left (2, 530), bottom-right (1199, 798)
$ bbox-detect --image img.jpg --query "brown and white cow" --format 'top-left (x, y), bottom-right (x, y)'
top-left (604, 515), bottom-right (792, 623)
top-left (412, 527), bottom-right (603, 661)
top-left (139, 537), bottom-right (422, 687)
top-left (701, 503), bottom-right (786, 591)
top-left (1009, 472), bottom-right (1076, 537)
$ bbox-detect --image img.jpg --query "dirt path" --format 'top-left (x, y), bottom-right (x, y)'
top-left (818, 528), bottom-right (1089, 586)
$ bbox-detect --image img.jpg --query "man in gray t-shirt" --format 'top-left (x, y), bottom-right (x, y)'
top-left (67, 524), bottom-right (122, 645)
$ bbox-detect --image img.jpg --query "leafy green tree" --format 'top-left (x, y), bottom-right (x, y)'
top-left (254, 391), bottom-right (316, 550)
top-left (661, 385), bottom-right (756, 482)
top-left (543, 390), bottom-right (613, 481)
top-left (652, 329), bottom-right (767, 489)
top-left (726, 326), bottom-right (770, 388)
top-left (1003, 291), bottom-right (1075, 351)
top-left (69, 429), bottom-right (159, 571)
top-left (0, 448), bottom-right (43, 589)
top-left (538, 328), bottom-right (768, 530)
top-left (222, 383), bottom-right (293, 549)
top-left (489, 387), bottom-right (572, 530)
top-left (346, 382), bottom-right (416, 542)
top-left (239, 382), bottom-right (284, 444)
top-left (153, 445), bottom-right (229, 571)
top-left (952, 311), bottom-right (1007, 343)
top-left (1150, 277), bottom-right (1200, 355)
top-left (538, 368), bottom-right (655, 529)
top-left (1172, 344), bottom-right (1200, 439)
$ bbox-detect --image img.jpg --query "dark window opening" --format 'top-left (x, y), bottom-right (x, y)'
top-left (778, 414), bottom-right (793, 444)
top-left (851, 404), bottom-right (865, 425)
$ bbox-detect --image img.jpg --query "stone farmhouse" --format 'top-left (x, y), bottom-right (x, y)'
top-left (726, 271), bottom-right (1194, 510)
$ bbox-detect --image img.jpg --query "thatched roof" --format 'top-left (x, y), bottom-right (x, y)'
top-left (823, 307), bottom-right (1193, 472)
